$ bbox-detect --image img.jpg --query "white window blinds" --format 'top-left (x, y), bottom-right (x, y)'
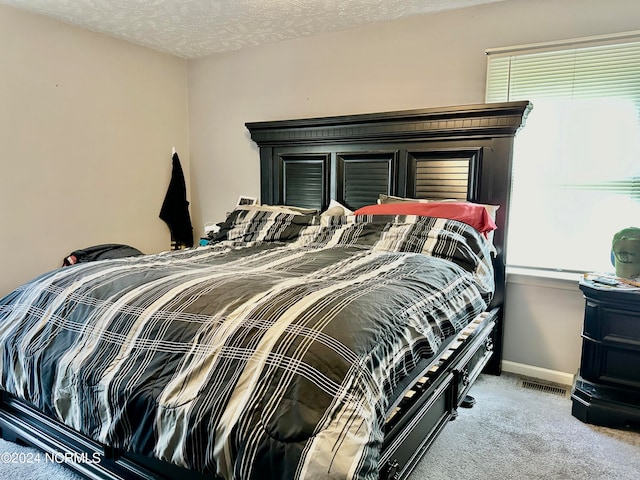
top-left (486, 33), bottom-right (640, 274)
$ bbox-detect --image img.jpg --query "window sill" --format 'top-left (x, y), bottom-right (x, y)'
top-left (506, 266), bottom-right (584, 291)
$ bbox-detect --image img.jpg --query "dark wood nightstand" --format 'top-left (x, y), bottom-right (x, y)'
top-left (571, 276), bottom-right (640, 429)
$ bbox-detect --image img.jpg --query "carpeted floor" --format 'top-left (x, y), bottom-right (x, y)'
top-left (409, 373), bottom-right (640, 480)
top-left (0, 373), bottom-right (638, 479)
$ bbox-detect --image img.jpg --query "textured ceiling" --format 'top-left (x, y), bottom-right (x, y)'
top-left (1, 0), bottom-right (506, 59)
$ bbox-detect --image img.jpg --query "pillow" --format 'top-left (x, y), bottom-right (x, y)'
top-left (378, 194), bottom-right (430, 204)
top-left (209, 207), bottom-right (317, 245)
top-left (321, 199), bottom-right (354, 217)
top-left (378, 194), bottom-right (499, 221)
top-left (235, 204), bottom-right (318, 215)
top-left (353, 201), bottom-right (497, 235)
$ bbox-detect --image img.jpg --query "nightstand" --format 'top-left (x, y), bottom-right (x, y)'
top-left (571, 277), bottom-right (640, 429)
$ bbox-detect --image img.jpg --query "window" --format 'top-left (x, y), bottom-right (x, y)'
top-left (486, 33), bottom-right (640, 274)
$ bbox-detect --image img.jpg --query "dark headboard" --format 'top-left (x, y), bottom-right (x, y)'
top-left (246, 101), bottom-right (531, 374)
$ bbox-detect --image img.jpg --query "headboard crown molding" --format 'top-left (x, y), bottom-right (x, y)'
top-left (246, 101), bottom-right (532, 146)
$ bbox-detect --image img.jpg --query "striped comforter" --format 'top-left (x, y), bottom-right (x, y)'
top-left (0, 210), bottom-right (494, 479)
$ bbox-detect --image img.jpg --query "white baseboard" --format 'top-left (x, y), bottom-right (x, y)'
top-left (501, 360), bottom-right (575, 386)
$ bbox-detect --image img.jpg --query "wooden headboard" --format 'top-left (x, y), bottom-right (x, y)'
top-left (246, 101), bottom-right (531, 374)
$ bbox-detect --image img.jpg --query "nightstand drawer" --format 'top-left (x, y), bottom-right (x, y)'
top-left (584, 304), bottom-right (640, 348)
top-left (581, 339), bottom-right (640, 389)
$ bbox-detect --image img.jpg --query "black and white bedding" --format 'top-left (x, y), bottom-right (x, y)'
top-left (0, 209), bottom-right (494, 480)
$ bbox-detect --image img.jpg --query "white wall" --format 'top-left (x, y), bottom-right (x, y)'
top-left (503, 274), bottom-right (586, 383)
top-left (0, 5), bottom-right (189, 296)
top-left (187, 0), bottom-right (640, 378)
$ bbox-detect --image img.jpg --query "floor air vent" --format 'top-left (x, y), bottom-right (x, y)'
top-left (518, 379), bottom-right (569, 397)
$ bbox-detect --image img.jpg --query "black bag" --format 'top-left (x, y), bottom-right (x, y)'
top-left (62, 244), bottom-right (144, 266)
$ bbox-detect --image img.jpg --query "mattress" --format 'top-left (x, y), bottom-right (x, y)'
top-left (0, 210), bottom-right (494, 479)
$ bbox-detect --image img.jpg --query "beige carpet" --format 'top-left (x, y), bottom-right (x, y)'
top-left (409, 373), bottom-right (640, 480)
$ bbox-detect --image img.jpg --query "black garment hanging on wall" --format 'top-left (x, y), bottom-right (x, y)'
top-left (159, 152), bottom-right (193, 248)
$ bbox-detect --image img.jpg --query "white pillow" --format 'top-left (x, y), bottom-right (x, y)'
top-left (321, 199), bottom-right (354, 217)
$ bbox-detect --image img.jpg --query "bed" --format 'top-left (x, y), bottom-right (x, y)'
top-left (0, 101), bottom-right (530, 480)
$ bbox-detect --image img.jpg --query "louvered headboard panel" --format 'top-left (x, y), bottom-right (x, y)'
top-left (279, 154), bottom-right (329, 209)
top-left (246, 101), bottom-right (531, 375)
top-left (407, 148), bottom-right (482, 201)
top-left (337, 152), bottom-right (398, 209)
